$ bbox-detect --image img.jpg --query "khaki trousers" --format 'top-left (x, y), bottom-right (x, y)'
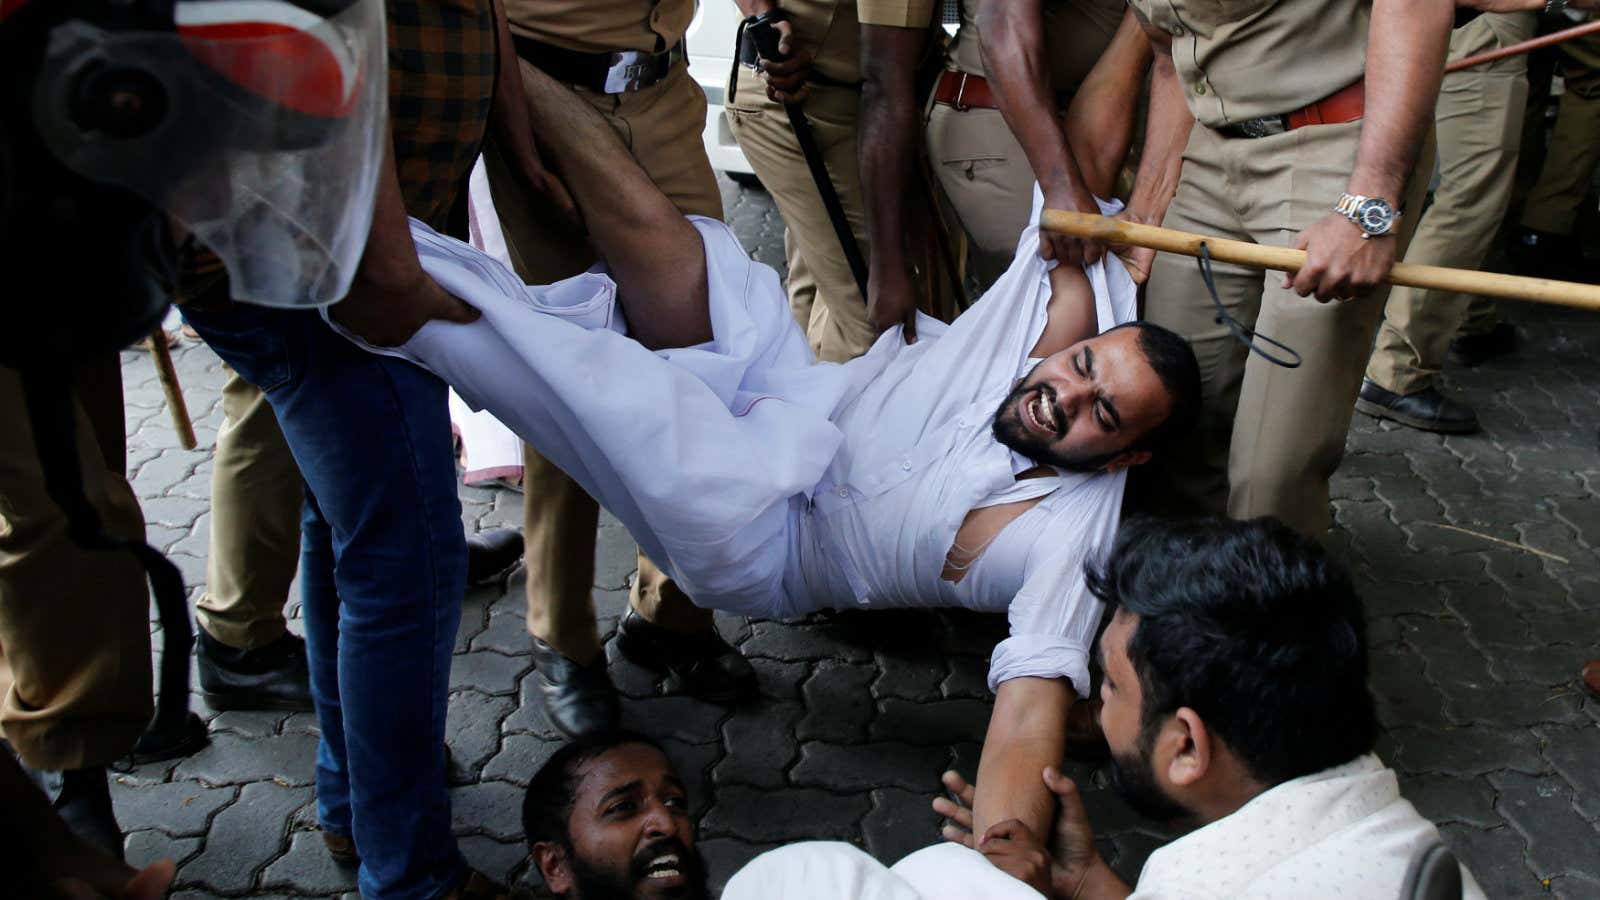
top-left (1367, 13), bottom-right (1536, 395)
top-left (924, 103), bottom-right (1038, 288)
top-left (727, 76), bottom-right (878, 362)
top-left (1520, 28), bottom-right (1600, 236)
top-left (0, 356), bottom-right (152, 769)
top-left (195, 368), bottom-right (301, 649)
top-left (1135, 120), bottom-right (1431, 536)
top-left (483, 59), bottom-right (723, 663)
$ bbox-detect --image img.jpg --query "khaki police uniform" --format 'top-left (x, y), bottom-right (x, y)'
top-left (912, 0), bottom-right (1124, 284)
top-left (0, 356), bottom-right (152, 770)
top-left (1520, 25), bottom-right (1600, 238)
top-left (488, 0), bottom-right (723, 664)
top-left (1130, 0), bottom-right (1433, 536)
top-left (726, 0), bottom-right (875, 362)
top-left (1366, 13), bottom-right (1536, 396)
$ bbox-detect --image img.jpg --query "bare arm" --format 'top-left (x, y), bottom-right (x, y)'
top-left (973, 676), bottom-right (1072, 841)
top-left (487, 0), bottom-right (575, 222)
top-left (1288, 0), bottom-right (1454, 300)
top-left (1061, 9), bottom-right (1154, 201)
top-left (859, 24), bottom-right (932, 342)
top-left (978, 0), bottom-right (1103, 266)
top-left (1030, 264), bottom-right (1096, 358)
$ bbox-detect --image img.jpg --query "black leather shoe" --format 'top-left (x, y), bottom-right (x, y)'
top-left (1507, 227), bottom-right (1580, 280)
top-left (614, 610), bottom-right (757, 704)
top-left (24, 765), bottom-right (124, 859)
top-left (123, 711), bottom-right (209, 766)
top-left (197, 629), bottom-right (314, 712)
top-left (1447, 322), bottom-right (1517, 368)
top-left (528, 638), bottom-right (620, 738)
top-left (466, 528), bottom-right (524, 588)
top-left (1356, 379), bottom-right (1479, 435)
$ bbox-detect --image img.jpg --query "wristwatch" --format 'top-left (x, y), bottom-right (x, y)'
top-left (1335, 193), bottom-right (1401, 239)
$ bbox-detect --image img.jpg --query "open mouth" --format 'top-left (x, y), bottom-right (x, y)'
top-left (642, 852), bottom-right (685, 885)
top-left (1022, 387), bottom-right (1060, 437)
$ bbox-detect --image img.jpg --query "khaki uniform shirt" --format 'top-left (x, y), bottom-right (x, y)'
top-left (859, 0), bottom-right (1122, 89)
top-left (505, 0), bottom-right (694, 53)
top-left (1127, 0), bottom-right (1370, 127)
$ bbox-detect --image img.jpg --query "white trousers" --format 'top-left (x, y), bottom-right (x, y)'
top-left (722, 842), bottom-right (1046, 900)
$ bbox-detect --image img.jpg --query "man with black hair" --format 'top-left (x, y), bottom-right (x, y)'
top-left (523, 731), bottom-right (710, 900)
top-left (334, 61), bottom-right (1201, 841)
top-left (732, 517), bottom-right (1482, 898)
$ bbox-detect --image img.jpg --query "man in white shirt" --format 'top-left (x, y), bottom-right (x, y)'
top-left (334, 65), bottom-right (1200, 839)
top-left (726, 517), bottom-right (1484, 899)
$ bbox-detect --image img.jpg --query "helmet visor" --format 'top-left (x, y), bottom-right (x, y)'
top-left (36, 0), bottom-right (388, 307)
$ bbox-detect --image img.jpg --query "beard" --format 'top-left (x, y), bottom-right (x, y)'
top-left (990, 381), bottom-right (1119, 473)
top-left (1107, 744), bottom-right (1191, 823)
top-left (565, 837), bottom-right (710, 900)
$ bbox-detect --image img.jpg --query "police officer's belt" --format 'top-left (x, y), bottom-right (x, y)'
top-left (512, 35), bottom-right (686, 94)
top-left (931, 70), bottom-right (1071, 112)
top-left (1214, 79), bottom-right (1365, 139)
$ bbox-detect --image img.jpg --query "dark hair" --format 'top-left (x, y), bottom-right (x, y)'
top-left (1109, 321), bottom-right (1200, 457)
top-left (522, 730), bottom-right (666, 846)
top-left (1085, 516), bottom-right (1377, 786)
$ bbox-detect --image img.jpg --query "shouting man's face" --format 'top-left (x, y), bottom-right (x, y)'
top-left (536, 743), bottom-right (708, 900)
top-left (992, 327), bottom-right (1171, 473)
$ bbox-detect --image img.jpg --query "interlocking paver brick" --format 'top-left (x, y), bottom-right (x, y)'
top-left (480, 732), bottom-right (562, 787)
top-left (715, 701), bottom-right (802, 789)
top-left (460, 834), bottom-right (533, 889)
top-left (619, 695), bottom-right (729, 745)
top-left (700, 786), bottom-right (870, 843)
top-left (111, 780), bottom-right (236, 836)
top-left (698, 836), bottom-right (782, 895)
top-left (176, 781), bottom-right (309, 893)
top-left (449, 650), bottom-right (531, 697)
top-left (260, 831), bottom-right (359, 895)
top-left (873, 653), bottom-right (945, 702)
top-left (450, 780), bottom-right (526, 841)
top-left (1534, 723), bottom-right (1600, 822)
top-left (748, 656), bottom-right (810, 701)
top-left (125, 830), bottom-right (202, 871)
top-left (1489, 770), bottom-right (1600, 882)
top-left (172, 731), bottom-right (317, 787)
top-left (791, 742), bottom-right (948, 793)
top-left (860, 787), bottom-right (940, 864)
top-left (1390, 725), bottom-right (1545, 777)
top-left (1439, 824), bottom-right (1535, 899)
top-left (447, 689), bottom-right (517, 782)
top-left (745, 620), bottom-right (873, 663)
top-left (210, 710), bottom-right (289, 739)
top-left (797, 659), bottom-right (877, 743)
top-left (869, 698), bottom-right (991, 746)
top-left (1401, 774), bottom-right (1500, 829)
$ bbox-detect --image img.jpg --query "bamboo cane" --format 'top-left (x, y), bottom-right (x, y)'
top-left (1445, 19), bottom-right (1600, 75)
top-left (1039, 210), bottom-right (1600, 311)
top-left (145, 329), bottom-right (198, 450)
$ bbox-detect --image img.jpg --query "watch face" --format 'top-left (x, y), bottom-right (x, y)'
top-left (1356, 199), bottom-right (1395, 235)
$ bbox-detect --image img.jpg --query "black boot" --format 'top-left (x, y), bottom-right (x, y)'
top-left (527, 638), bottom-right (620, 738)
top-left (1356, 379), bottom-right (1479, 435)
top-left (614, 610), bottom-right (757, 704)
top-left (24, 765), bottom-right (124, 859)
top-left (466, 528), bottom-right (524, 587)
top-left (197, 629), bottom-right (314, 712)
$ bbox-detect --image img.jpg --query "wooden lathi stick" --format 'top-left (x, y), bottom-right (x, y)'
top-left (1039, 210), bottom-right (1600, 311)
top-left (1445, 19), bottom-right (1600, 74)
top-left (145, 329), bottom-right (198, 450)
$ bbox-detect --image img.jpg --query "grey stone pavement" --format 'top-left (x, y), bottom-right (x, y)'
top-left (110, 175), bottom-right (1600, 898)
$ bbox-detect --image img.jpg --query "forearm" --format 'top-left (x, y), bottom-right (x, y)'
top-left (487, 0), bottom-right (541, 178)
top-left (859, 27), bottom-right (925, 281)
top-left (1349, 0), bottom-right (1454, 202)
top-left (1122, 52), bottom-right (1191, 225)
top-left (974, 677), bottom-right (1072, 838)
top-left (978, 1), bottom-right (1094, 210)
top-left (1063, 9), bottom-right (1153, 199)
top-left (351, 140), bottom-right (425, 294)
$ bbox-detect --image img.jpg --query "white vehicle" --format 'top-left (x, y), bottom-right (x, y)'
top-left (686, 1), bottom-right (759, 183)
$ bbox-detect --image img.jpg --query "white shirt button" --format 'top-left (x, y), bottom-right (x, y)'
top-left (958, 418), bottom-right (968, 428)
top-left (837, 487), bottom-right (849, 498)
top-left (901, 461), bottom-right (913, 471)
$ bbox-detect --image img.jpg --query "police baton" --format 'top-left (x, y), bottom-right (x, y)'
top-left (745, 14), bottom-right (871, 301)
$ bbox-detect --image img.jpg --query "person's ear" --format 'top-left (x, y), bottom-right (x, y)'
top-left (1103, 449), bottom-right (1152, 473)
top-left (533, 841), bottom-right (574, 894)
top-left (1165, 707), bottom-right (1211, 788)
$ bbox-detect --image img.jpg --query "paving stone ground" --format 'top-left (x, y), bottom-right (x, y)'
top-left (110, 176), bottom-right (1599, 898)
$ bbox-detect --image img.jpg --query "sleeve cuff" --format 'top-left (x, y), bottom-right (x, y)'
top-left (987, 634), bottom-right (1091, 698)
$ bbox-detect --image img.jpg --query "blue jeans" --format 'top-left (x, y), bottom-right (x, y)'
top-left (183, 304), bottom-right (466, 900)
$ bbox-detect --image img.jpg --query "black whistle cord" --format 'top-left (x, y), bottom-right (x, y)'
top-left (18, 369), bottom-right (193, 744)
top-left (1198, 242), bottom-right (1303, 369)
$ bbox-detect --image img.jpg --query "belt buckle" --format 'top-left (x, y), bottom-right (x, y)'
top-left (603, 49), bottom-right (650, 94)
top-left (953, 71), bottom-right (970, 111)
top-left (1237, 116), bottom-right (1286, 139)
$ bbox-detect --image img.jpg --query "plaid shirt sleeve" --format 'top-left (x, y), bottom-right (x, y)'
top-left (387, 0), bottom-right (498, 232)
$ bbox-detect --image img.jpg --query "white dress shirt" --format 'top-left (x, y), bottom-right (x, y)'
top-left (330, 193), bottom-right (1133, 697)
top-left (722, 841), bottom-right (1045, 900)
top-left (1132, 755), bottom-right (1487, 899)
